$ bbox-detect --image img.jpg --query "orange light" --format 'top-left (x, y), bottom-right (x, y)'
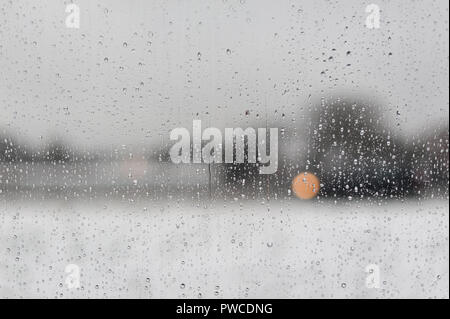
top-left (292, 172), bottom-right (320, 199)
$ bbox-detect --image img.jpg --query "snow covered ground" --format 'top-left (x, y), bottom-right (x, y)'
top-left (0, 198), bottom-right (448, 298)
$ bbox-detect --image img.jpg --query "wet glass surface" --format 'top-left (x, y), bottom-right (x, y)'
top-left (0, 0), bottom-right (448, 298)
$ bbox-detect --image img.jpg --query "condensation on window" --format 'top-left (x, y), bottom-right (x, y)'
top-left (0, 0), bottom-right (448, 298)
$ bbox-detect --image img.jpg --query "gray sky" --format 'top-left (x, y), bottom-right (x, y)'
top-left (0, 0), bottom-right (448, 148)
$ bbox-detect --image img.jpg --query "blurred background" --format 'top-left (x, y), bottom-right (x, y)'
top-left (0, 0), bottom-right (448, 298)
